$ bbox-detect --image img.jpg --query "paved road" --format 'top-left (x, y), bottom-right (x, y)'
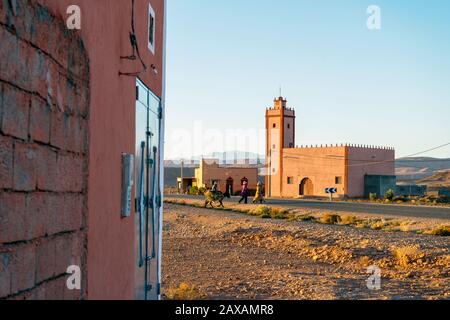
top-left (169, 195), bottom-right (450, 221)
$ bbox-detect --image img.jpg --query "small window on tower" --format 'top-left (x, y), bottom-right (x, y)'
top-left (273, 123), bottom-right (276, 128)
top-left (335, 176), bottom-right (343, 185)
top-left (287, 124), bottom-right (291, 129)
top-left (148, 4), bottom-right (156, 54)
top-left (287, 177), bottom-right (294, 184)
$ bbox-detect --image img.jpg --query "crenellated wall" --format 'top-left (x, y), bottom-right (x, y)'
top-left (272, 145), bottom-right (395, 198)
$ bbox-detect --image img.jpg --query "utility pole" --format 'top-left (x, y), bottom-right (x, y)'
top-left (180, 160), bottom-right (184, 194)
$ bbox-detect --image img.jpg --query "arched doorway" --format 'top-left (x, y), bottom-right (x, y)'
top-left (299, 178), bottom-right (314, 196)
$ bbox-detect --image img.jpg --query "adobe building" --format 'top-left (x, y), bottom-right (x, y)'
top-left (265, 97), bottom-right (396, 198)
top-left (178, 159), bottom-right (259, 194)
top-left (1, 0), bottom-right (166, 300)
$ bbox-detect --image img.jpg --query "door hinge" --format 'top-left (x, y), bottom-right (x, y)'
top-left (158, 105), bottom-right (163, 119)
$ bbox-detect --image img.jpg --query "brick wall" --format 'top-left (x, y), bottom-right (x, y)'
top-left (0, 0), bottom-right (89, 299)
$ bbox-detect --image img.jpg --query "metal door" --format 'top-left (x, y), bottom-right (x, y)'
top-left (135, 79), bottom-right (162, 300)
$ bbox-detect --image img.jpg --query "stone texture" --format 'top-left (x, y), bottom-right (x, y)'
top-left (0, 0), bottom-right (89, 300)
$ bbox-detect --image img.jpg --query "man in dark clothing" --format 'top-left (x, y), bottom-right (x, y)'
top-left (211, 181), bottom-right (218, 193)
top-left (238, 181), bottom-right (249, 204)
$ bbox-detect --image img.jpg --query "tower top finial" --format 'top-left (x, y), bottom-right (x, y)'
top-left (273, 96), bottom-right (287, 109)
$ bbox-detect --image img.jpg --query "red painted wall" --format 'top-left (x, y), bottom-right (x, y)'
top-left (39, 0), bottom-right (165, 299)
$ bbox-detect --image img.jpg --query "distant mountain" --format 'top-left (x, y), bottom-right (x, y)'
top-left (416, 170), bottom-right (450, 188)
top-left (396, 157), bottom-right (450, 184)
top-left (165, 151), bottom-right (265, 166)
top-left (164, 159), bottom-right (199, 168)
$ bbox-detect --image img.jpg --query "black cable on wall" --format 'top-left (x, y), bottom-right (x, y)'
top-left (120, 0), bottom-right (148, 76)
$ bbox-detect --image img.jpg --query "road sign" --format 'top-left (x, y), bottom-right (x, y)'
top-left (325, 188), bottom-right (338, 202)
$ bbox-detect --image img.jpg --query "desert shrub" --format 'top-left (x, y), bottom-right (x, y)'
top-left (339, 215), bottom-right (358, 225)
top-left (270, 207), bottom-right (281, 215)
top-left (392, 245), bottom-right (424, 267)
top-left (166, 283), bottom-right (204, 300)
top-left (369, 193), bottom-right (378, 201)
top-left (368, 220), bottom-right (386, 230)
top-left (398, 221), bottom-right (413, 232)
top-left (319, 214), bottom-right (341, 225)
top-left (355, 218), bottom-right (393, 230)
top-left (250, 206), bottom-right (290, 219)
top-left (367, 219), bottom-right (397, 230)
top-left (273, 212), bottom-right (288, 220)
top-left (384, 189), bottom-right (395, 201)
top-left (418, 196), bottom-right (433, 204)
top-left (188, 186), bottom-right (199, 195)
top-left (435, 196), bottom-right (450, 204)
top-left (424, 225), bottom-right (450, 237)
top-left (252, 205), bottom-right (271, 216)
top-left (270, 207), bottom-right (289, 219)
top-left (393, 196), bottom-right (407, 203)
top-left (298, 215), bottom-right (315, 222)
top-left (359, 256), bottom-right (371, 267)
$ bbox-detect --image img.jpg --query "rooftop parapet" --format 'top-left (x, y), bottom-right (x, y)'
top-left (293, 144), bottom-right (395, 150)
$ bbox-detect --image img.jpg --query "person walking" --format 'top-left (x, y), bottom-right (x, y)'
top-left (253, 182), bottom-right (265, 204)
top-left (211, 181), bottom-right (218, 193)
top-left (238, 181), bottom-right (249, 204)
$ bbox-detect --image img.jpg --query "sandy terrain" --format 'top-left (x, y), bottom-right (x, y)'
top-left (162, 204), bottom-right (450, 300)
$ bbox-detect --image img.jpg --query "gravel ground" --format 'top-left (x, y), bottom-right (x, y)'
top-left (162, 204), bottom-right (450, 300)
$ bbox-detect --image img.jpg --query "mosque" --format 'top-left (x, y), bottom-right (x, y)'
top-left (265, 97), bottom-right (396, 198)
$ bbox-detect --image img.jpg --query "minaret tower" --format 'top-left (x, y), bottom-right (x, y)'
top-left (265, 97), bottom-right (296, 197)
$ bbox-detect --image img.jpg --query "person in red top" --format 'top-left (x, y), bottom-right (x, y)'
top-left (238, 181), bottom-right (249, 204)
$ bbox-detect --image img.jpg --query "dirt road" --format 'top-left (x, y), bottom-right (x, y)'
top-left (174, 195), bottom-right (450, 220)
top-left (162, 204), bottom-right (450, 300)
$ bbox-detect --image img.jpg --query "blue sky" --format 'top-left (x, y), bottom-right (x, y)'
top-left (165, 0), bottom-right (450, 159)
